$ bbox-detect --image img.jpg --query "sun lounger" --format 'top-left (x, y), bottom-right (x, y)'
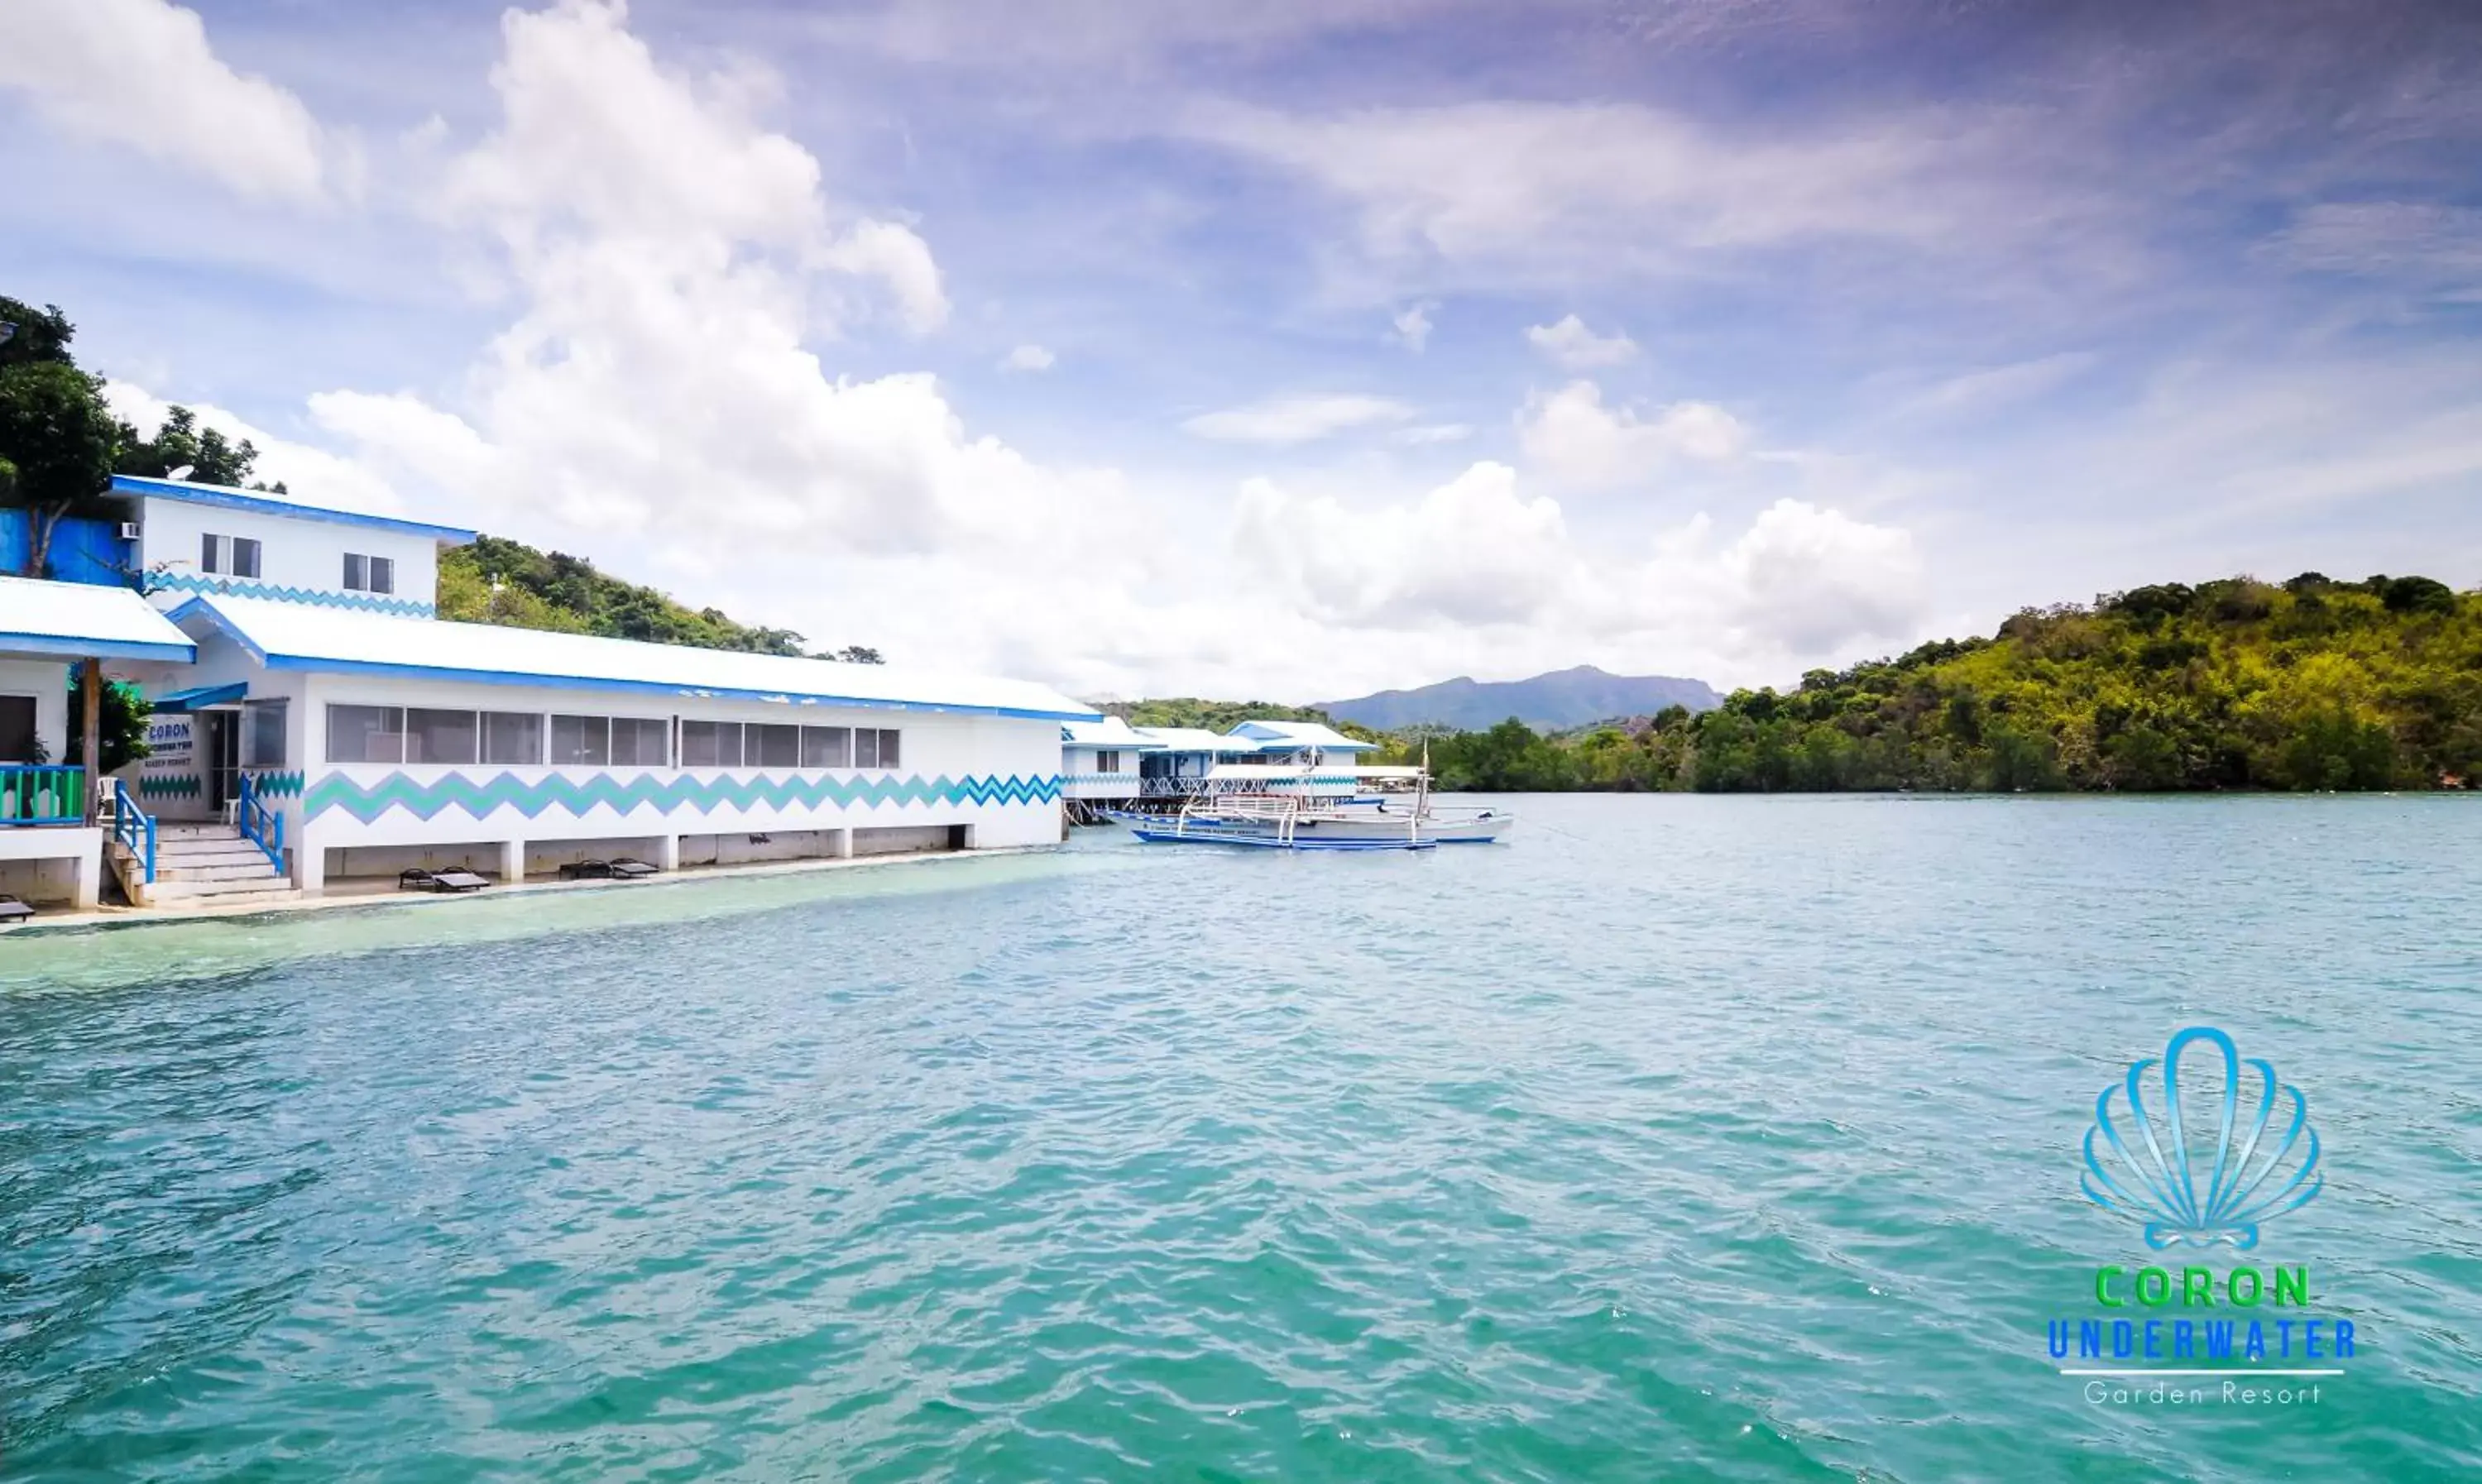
top-left (558, 859), bottom-right (615, 880)
top-left (0, 894), bottom-right (34, 923)
top-left (609, 858), bottom-right (661, 878)
top-left (399, 868), bottom-right (490, 893)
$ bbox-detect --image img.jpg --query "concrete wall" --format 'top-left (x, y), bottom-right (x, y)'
top-left (136, 495), bottom-right (441, 616)
top-left (0, 658), bottom-right (70, 765)
top-left (289, 672), bottom-right (1059, 892)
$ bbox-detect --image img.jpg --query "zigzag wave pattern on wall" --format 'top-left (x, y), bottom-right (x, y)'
top-left (149, 572), bottom-right (437, 617)
top-left (137, 774), bottom-right (203, 799)
top-left (305, 770), bottom-right (1065, 824)
top-left (245, 770), bottom-right (305, 797)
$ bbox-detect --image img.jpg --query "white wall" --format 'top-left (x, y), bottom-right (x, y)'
top-left (1061, 743), bottom-right (1143, 798)
top-left (291, 672), bottom-right (1061, 889)
top-left (136, 495), bottom-right (442, 615)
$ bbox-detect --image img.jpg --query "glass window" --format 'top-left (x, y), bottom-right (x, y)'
top-left (243, 700), bottom-right (288, 767)
top-left (611, 716), bottom-right (668, 767)
top-left (370, 556), bottom-right (395, 595)
top-left (232, 537), bottom-right (261, 578)
top-left (549, 714), bottom-right (609, 766)
top-left (680, 720), bottom-right (740, 768)
top-left (875, 729), bottom-right (901, 770)
top-left (854, 726), bottom-right (878, 768)
top-left (343, 553), bottom-right (368, 591)
top-left (750, 723), bottom-right (799, 768)
top-left (327, 704), bottom-right (405, 764)
top-left (800, 725), bottom-right (850, 768)
top-left (200, 533), bottom-right (222, 575)
top-left (482, 711), bottom-right (542, 765)
top-left (405, 707), bottom-right (478, 765)
top-left (1096, 749), bottom-right (1119, 773)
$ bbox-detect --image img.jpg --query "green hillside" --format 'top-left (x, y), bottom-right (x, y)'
top-left (1402, 573), bottom-right (2481, 792)
top-left (438, 536), bottom-right (879, 662)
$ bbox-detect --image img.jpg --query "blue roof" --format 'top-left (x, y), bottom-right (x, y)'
top-left (112, 475), bottom-right (478, 545)
top-left (151, 680), bottom-right (248, 712)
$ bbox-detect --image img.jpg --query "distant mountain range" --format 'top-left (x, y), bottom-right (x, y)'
top-left (1317, 666), bottom-right (1723, 733)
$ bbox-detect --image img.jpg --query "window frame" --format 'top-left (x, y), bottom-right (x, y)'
top-left (326, 704), bottom-right (407, 764)
top-left (482, 711), bottom-right (544, 766)
top-left (242, 699), bottom-right (289, 768)
top-left (405, 707), bottom-right (480, 766)
top-left (549, 714), bottom-right (611, 767)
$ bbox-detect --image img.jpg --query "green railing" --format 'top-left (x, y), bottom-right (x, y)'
top-left (0, 764), bottom-right (85, 826)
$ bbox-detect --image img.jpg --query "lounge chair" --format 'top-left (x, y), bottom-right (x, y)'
top-left (609, 858), bottom-right (661, 878)
top-left (558, 859), bottom-right (615, 880)
top-left (0, 894), bottom-right (34, 924)
top-left (399, 868), bottom-right (490, 893)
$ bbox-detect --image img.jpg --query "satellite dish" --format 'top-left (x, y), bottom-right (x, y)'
top-left (167, 464), bottom-right (195, 481)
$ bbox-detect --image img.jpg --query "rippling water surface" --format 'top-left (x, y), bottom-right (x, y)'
top-left (4, 796), bottom-right (2480, 1481)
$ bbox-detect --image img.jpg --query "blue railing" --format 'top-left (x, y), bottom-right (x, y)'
top-left (0, 764), bottom-right (86, 825)
top-left (110, 778), bottom-right (157, 884)
top-left (237, 773), bottom-right (285, 872)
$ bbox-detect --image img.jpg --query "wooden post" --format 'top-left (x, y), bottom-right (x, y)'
top-left (80, 658), bottom-right (103, 825)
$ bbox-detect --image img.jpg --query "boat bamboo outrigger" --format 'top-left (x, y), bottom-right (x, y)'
top-left (1116, 744), bottom-right (1512, 850)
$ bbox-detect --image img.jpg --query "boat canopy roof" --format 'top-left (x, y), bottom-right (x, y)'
top-left (1207, 762), bottom-right (1424, 781)
top-left (170, 591), bottom-right (1100, 720)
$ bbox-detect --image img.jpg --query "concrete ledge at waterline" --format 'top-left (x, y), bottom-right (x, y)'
top-left (0, 840), bottom-right (1062, 936)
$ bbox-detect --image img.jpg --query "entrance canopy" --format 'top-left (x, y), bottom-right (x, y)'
top-left (151, 680), bottom-right (247, 712)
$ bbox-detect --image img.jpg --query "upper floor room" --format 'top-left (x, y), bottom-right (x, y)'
top-left (0, 476), bottom-right (477, 617)
top-left (113, 476), bottom-right (476, 617)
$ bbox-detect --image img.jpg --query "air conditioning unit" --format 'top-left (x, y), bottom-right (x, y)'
top-left (117, 522), bottom-right (141, 541)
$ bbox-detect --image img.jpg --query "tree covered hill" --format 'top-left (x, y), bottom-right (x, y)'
top-left (1104, 697), bottom-right (1384, 743)
top-left (436, 536), bottom-right (884, 660)
top-left (1406, 574), bottom-right (2480, 792)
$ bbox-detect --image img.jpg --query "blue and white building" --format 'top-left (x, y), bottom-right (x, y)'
top-left (1060, 716), bottom-right (1162, 803)
top-left (2, 473), bottom-right (1096, 908)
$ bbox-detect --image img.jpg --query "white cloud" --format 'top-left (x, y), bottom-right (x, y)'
top-left (1397, 423), bottom-right (1473, 445)
top-left (1000, 343), bottom-right (1057, 372)
top-left (1517, 380), bottom-right (1748, 490)
top-left (0, 0), bottom-right (328, 201)
top-left (1388, 301), bottom-right (1435, 352)
top-left (1181, 394), bottom-right (1415, 444)
top-left (1906, 352), bottom-right (2097, 417)
top-left (103, 381), bottom-right (403, 515)
top-left (2264, 202), bottom-right (2482, 297)
top-left (1526, 314), bottom-right (1637, 369)
top-left (1226, 461), bottom-right (1927, 668)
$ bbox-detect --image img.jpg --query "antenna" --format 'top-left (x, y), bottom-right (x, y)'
top-left (167, 464), bottom-right (196, 481)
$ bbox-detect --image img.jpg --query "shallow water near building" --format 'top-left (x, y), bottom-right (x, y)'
top-left (3, 794), bottom-right (2478, 1480)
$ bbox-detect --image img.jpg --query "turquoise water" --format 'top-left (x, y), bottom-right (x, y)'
top-left (4, 796), bottom-right (2479, 1481)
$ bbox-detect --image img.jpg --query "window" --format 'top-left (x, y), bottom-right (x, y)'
top-left (343, 553), bottom-right (397, 594)
top-left (800, 725), bottom-right (850, 768)
top-left (854, 727), bottom-right (902, 769)
top-left (243, 700), bottom-right (288, 767)
top-left (680, 720), bottom-right (741, 768)
top-left (750, 723), bottom-right (800, 768)
top-left (549, 715), bottom-right (610, 766)
top-left (328, 704), bottom-right (406, 764)
top-left (405, 708), bottom-right (478, 765)
top-left (482, 711), bottom-right (542, 765)
top-left (611, 717), bottom-right (668, 767)
top-left (201, 534), bottom-right (264, 578)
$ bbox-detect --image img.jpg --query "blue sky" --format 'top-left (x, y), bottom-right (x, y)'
top-left (3, 0), bottom-right (2477, 700)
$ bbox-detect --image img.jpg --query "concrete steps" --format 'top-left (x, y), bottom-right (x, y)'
top-left (127, 824), bottom-right (295, 907)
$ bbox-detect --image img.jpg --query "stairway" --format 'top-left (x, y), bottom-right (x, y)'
top-left (141, 823), bottom-right (299, 909)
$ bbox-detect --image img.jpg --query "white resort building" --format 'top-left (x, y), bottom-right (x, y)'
top-left (1056, 715), bottom-right (1392, 821)
top-left (1, 474), bottom-right (1098, 914)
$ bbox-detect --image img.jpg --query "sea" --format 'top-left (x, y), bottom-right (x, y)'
top-left (2, 794), bottom-right (2477, 1481)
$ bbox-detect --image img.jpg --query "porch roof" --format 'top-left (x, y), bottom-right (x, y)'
top-left (0, 574), bottom-right (198, 663)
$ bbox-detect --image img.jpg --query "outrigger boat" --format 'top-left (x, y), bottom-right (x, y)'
top-left (1119, 751), bottom-right (1513, 850)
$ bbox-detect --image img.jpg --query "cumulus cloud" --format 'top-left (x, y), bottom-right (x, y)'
top-left (103, 381), bottom-right (404, 514)
top-left (1526, 314), bottom-right (1636, 369)
top-left (1000, 343), bottom-right (1057, 372)
top-left (1181, 394), bottom-right (1415, 444)
top-left (1226, 460), bottom-right (1927, 665)
top-left (0, 0), bottom-right (328, 201)
top-left (1518, 380), bottom-right (1748, 490)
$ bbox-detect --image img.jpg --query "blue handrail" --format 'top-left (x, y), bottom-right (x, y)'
top-left (237, 773), bottom-right (285, 872)
top-left (0, 764), bottom-right (86, 825)
top-left (110, 778), bottom-right (157, 883)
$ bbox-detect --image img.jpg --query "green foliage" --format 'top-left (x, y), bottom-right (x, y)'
top-left (116, 405), bottom-right (286, 492)
top-left (1113, 697), bottom-right (1382, 744)
top-left (45, 674), bottom-right (151, 774)
top-left (1385, 573), bottom-right (2480, 793)
top-left (438, 534), bottom-right (880, 661)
